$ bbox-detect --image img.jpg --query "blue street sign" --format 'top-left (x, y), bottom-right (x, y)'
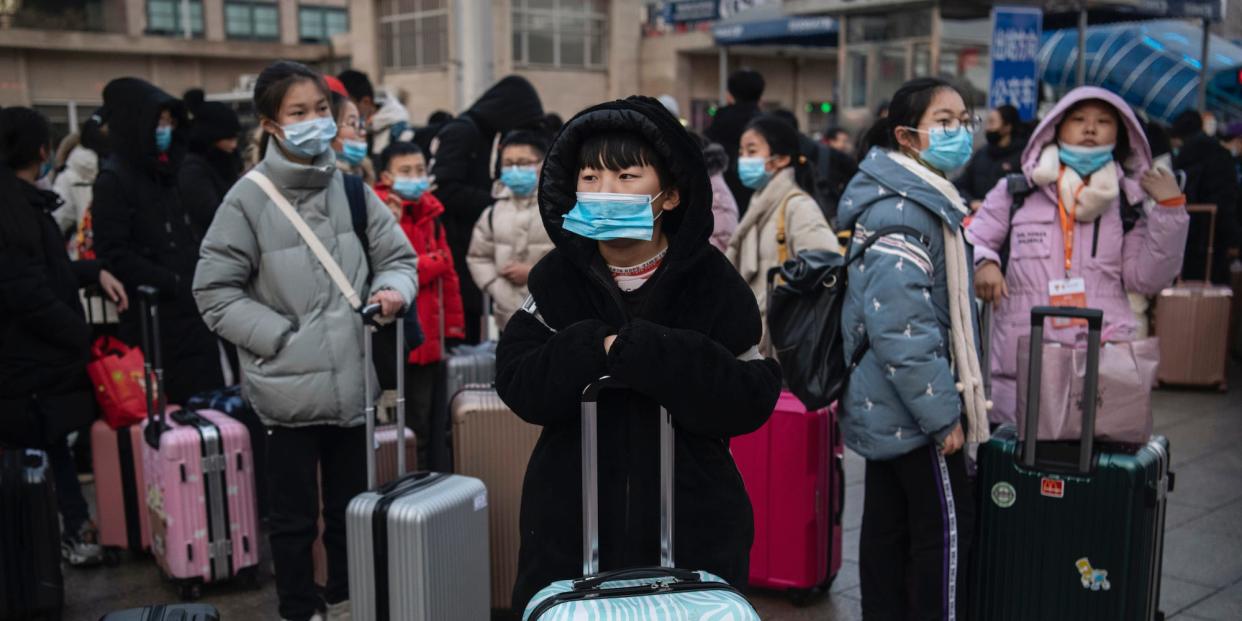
top-left (989, 6), bottom-right (1043, 121)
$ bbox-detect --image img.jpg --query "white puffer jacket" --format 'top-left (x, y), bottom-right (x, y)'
top-left (466, 183), bottom-right (554, 330)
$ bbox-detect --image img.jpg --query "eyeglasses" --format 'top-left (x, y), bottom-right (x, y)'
top-left (906, 114), bottom-right (983, 135)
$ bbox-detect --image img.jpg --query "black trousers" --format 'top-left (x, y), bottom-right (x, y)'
top-left (404, 362), bottom-right (438, 469)
top-left (860, 444), bottom-right (974, 621)
top-left (267, 424), bottom-right (367, 621)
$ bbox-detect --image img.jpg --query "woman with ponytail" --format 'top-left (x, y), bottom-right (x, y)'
top-left (726, 114), bottom-right (838, 346)
top-left (838, 77), bottom-right (986, 620)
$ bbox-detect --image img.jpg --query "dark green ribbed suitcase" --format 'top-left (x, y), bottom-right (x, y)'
top-left (972, 307), bottom-right (1173, 621)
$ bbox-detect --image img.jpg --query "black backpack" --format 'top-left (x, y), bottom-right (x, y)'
top-left (766, 225), bottom-right (930, 409)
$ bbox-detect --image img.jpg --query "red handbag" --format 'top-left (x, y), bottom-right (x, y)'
top-left (86, 336), bottom-right (149, 429)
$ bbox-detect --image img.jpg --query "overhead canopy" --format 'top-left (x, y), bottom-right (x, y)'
top-left (712, 2), bottom-right (838, 47)
top-left (1039, 19), bottom-right (1242, 122)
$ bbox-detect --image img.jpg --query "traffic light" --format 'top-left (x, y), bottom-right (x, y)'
top-left (805, 101), bottom-right (834, 114)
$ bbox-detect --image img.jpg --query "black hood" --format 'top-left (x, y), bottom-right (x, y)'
top-left (537, 96), bottom-right (714, 267)
top-left (102, 77), bottom-right (187, 175)
top-left (466, 75), bottom-right (544, 133)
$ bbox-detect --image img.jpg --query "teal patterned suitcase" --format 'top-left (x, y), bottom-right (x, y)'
top-left (972, 307), bottom-right (1173, 620)
top-left (522, 380), bottom-right (759, 621)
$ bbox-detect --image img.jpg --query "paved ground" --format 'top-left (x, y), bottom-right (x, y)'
top-left (63, 362), bottom-right (1242, 620)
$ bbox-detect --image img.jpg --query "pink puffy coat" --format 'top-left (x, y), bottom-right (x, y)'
top-left (965, 87), bottom-right (1190, 426)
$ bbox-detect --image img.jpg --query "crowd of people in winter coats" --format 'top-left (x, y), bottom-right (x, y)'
top-left (0, 57), bottom-right (1215, 620)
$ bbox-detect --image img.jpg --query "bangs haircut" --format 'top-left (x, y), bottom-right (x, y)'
top-left (577, 131), bottom-right (671, 188)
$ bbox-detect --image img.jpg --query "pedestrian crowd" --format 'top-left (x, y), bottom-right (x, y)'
top-left (1, 58), bottom-right (1237, 621)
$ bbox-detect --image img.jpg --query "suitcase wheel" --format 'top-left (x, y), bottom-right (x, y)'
top-left (178, 580), bottom-right (202, 601)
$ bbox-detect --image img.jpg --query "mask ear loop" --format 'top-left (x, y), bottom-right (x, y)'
top-left (649, 190), bottom-right (666, 223)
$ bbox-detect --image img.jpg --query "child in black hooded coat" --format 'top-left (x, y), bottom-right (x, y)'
top-left (496, 96), bottom-right (782, 611)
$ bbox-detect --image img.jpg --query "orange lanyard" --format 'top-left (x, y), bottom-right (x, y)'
top-left (1055, 166), bottom-right (1086, 276)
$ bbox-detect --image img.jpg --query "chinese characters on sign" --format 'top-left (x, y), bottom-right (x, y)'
top-left (990, 6), bottom-right (1043, 121)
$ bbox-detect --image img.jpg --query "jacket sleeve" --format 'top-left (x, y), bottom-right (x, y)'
top-left (439, 226), bottom-right (466, 338)
top-left (363, 186), bottom-right (419, 307)
top-left (965, 179), bottom-right (1013, 266)
top-left (191, 200), bottom-right (294, 359)
top-left (71, 259), bottom-right (102, 288)
top-left (467, 207), bottom-right (501, 291)
top-left (605, 318), bottom-right (781, 438)
top-left (788, 197), bottom-right (840, 255)
top-left (710, 179), bottom-right (740, 252)
top-left (1123, 204), bottom-right (1190, 295)
top-left (91, 170), bottom-right (181, 298)
top-left (495, 310), bottom-right (616, 427)
top-left (430, 122), bottom-right (494, 231)
top-left (857, 228), bottom-right (962, 443)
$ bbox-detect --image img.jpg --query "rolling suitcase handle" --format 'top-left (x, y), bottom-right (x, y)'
top-left (1022, 305), bottom-right (1103, 474)
top-left (137, 285), bottom-right (168, 448)
top-left (580, 378), bottom-right (674, 575)
top-left (362, 303), bottom-right (408, 489)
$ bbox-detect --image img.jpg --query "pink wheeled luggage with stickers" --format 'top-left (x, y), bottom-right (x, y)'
top-left (135, 286), bottom-right (261, 599)
top-left (730, 391), bottom-right (844, 603)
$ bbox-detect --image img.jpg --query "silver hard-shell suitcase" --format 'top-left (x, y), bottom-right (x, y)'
top-left (346, 304), bottom-right (490, 621)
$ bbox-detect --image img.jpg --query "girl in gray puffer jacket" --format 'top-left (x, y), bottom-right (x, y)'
top-left (838, 78), bottom-right (988, 621)
top-left (193, 61), bottom-right (418, 621)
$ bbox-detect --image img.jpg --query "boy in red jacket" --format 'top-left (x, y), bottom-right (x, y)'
top-left (375, 141), bottom-right (465, 467)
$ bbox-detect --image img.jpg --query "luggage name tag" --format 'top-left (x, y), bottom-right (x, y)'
top-left (1048, 277), bottom-right (1086, 328)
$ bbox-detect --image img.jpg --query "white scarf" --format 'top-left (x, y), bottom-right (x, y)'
top-left (1030, 144), bottom-right (1120, 222)
top-left (888, 152), bottom-right (991, 448)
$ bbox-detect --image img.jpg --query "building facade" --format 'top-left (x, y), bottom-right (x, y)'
top-left (0, 0), bottom-right (346, 143)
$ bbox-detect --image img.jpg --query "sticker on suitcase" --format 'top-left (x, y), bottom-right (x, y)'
top-left (1075, 558), bottom-right (1111, 591)
top-left (990, 482), bottom-right (1016, 508)
top-left (1040, 477), bottom-right (1065, 498)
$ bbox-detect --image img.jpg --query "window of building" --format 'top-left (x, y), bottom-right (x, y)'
top-left (225, 1), bottom-right (280, 41)
top-left (146, 0), bottom-right (204, 37)
top-left (512, 0), bottom-right (608, 70)
top-left (848, 51), bottom-right (868, 109)
top-left (300, 6), bottom-right (348, 44)
top-left (380, 0), bottom-right (449, 70)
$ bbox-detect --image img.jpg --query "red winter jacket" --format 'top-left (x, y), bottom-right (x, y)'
top-left (374, 184), bottom-right (466, 365)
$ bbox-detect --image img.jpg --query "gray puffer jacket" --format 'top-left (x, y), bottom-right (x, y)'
top-left (193, 142), bottom-right (419, 427)
top-left (837, 148), bottom-right (978, 460)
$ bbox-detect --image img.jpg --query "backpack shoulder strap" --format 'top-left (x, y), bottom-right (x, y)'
top-left (775, 189), bottom-right (805, 265)
top-left (847, 224), bottom-right (930, 265)
top-left (342, 173), bottom-right (373, 281)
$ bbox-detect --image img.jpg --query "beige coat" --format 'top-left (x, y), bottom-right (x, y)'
top-left (726, 167), bottom-right (838, 344)
top-left (466, 184), bottom-right (555, 330)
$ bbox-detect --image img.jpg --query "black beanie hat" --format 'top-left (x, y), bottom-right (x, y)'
top-left (184, 88), bottom-right (242, 146)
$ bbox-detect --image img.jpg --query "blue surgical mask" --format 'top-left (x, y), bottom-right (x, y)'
top-left (563, 191), bottom-right (664, 241)
top-left (154, 126), bottom-right (173, 153)
top-left (1058, 142), bottom-right (1115, 177)
top-left (500, 166), bottom-right (538, 197)
top-left (339, 139), bottom-right (367, 167)
top-left (38, 160), bottom-right (53, 179)
top-left (279, 116), bottom-right (337, 159)
top-left (393, 176), bottom-right (429, 201)
top-left (915, 126), bottom-right (974, 173)
top-left (738, 156), bottom-right (772, 190)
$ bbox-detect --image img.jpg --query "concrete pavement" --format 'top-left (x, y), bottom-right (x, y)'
top-left (63, 362), bottom-right (1242, 620)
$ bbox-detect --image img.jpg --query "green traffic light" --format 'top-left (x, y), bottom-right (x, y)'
top-left (821, 102), bottom-right (832, 114)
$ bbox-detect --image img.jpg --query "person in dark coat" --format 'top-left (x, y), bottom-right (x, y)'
top-left (430, 75), bottom-right (544, 343)
top-left (705, 68), bottom-right (765, 214)
top-left (954, 104), bottom-right (1027, 211)
top-left (413, 109), bottom-right (453, 158)
top-left (92, 78), bottom-right (223, 403)
top-left (496, 95), bottom-right (782, 611)
top-left (179, 89), bottom-right (242, 238)
top-left (1171, 110), bottom-right (1241, 283)
top-left (0, 106), bottom-right (128, 566)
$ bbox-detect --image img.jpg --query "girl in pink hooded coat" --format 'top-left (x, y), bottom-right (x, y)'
top-left (967, 86), bottom-right (1190, 426)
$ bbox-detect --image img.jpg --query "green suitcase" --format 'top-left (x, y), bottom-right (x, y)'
top-left (972, 306), bottom-right (1173, 621)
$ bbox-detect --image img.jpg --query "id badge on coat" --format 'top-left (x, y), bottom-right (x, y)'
top-left (1048, 277), bottom-right (1087, 328)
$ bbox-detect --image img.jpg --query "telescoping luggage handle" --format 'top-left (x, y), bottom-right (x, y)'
top-left (137, 286), bottom-right (167, 448)
top-left (1022, 305), bottom-right (1103, 474)
top-left (580, 378), bottom-right (674, 576)
top-left (361, 303), bottom-right (407, 490)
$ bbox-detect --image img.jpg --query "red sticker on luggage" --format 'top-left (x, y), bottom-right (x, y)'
top-left (1041, 478), bottom-right (1065, 498)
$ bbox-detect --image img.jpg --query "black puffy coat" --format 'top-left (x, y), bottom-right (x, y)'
top-left (91, 78), bottom-right (222, 402)
top-left (0, 168), bottom-right (99, 447)
top-left (430, 76), bottom-right (544, 338)
top-left (496, 96), bottom-right (782, 609)
top-left (1175, 131), bottom-right (1241, 283)
top-left (953, 138), bottom-right (1026, 204)
top-left (705, 101), bottom-right (761, 214)
top-left (179, 150), bottom-right (239, 238)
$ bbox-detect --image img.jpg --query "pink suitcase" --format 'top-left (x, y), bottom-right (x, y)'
top-left (134, 286), bottom-right (260, 599)
top-left (730, 392), bottom-right (843, 603)
top-left (91, 419), bottom-right (156, 558)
